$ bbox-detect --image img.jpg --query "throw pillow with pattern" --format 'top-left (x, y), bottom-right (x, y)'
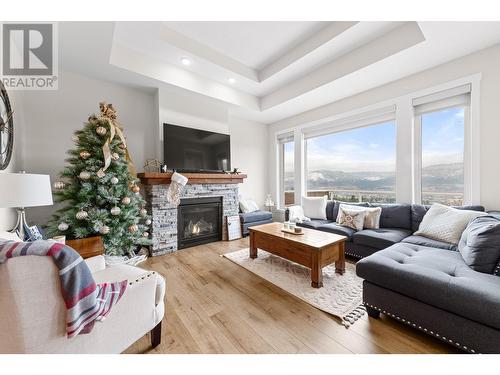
top-left (338, 204), bottom-right (382, 229)
top-left (337, 206), bottom-right (366, 231)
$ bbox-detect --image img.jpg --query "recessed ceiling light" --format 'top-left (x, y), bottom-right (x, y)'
top-left (227, 78), bottom-right (236, 84)
top-left (180, 57), bottom-right (191, 66)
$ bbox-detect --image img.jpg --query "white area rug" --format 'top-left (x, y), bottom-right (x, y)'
top-left (223, 248), bottom-right (365, 327)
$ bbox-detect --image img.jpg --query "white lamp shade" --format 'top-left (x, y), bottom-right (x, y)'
top-left (0, 173), bottom-right (53, 208)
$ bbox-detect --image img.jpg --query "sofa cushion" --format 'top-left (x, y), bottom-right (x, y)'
top-left (338, 204), bottom-right (382, 229)
top-left (317, 222), bottom-right (356, 239)
top-left (296, 219), bottom-right (331, 230)
top-left (336, 205), bottom-right (366, 231)
top-left (402, 235), bottom-right (457, 251)
top-left (239, 199), bottom-right (259, 213)
top-left (458, 216), bottom-right (500, 274)
top-left (369, 203), bottom-right (412, 230)
top-left (326, 201), bottom-right (335, 221)
top-left (239, 210), bottom-right (272, 224)
top-left (415, 203), bottom-right (486, 245)
top-left (332, 201), bottom-right (369, 221)
top-left (353, 228), bottom-right (412, 250)
top-left (302, 196), bottom-right (327, 220)
top-left (356, 242), bottom-right (500, 330)
top-left (411, 204), bottom-right (485, 232)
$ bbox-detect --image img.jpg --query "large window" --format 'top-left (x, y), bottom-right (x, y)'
top-left (278, 134), bottom-right (295, 206)
top-left (305, 121), bottom-right (397, 203)
top-left (419, 107), bottom-right (466, 205)
top-left (414, 85), bottom-right (470, 205)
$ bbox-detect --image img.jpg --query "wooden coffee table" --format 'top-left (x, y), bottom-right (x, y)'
top-left (249, 222), bottom-right (347, 288)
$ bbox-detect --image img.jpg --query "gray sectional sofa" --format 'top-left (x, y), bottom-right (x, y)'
top-left (295, 201), bottom-right (500, 353)
top-left (295, 201), bottom-right (481, 259)
top-left (239, 210), bottom-right (273, 236)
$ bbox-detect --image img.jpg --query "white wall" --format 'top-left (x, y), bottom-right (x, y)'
top-left (156, 87), bottom-right (268, 206)
top-left (228, 117), bottom-right (268, 204)
top-left (17, 71), bottom-right (268, 226)
top-left (0, 91), bottom-right (26, 230)
top-left (21, 70), bottom-right (156, 223)
top-left (268, 43), bottom-right (500, 210)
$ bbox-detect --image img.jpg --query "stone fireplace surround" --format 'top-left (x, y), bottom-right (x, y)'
top-left (144, 183), bottom-right (239, 256)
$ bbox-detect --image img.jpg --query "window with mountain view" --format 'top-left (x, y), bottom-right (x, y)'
top-left (421, 107), bottom-right (465, 205)
top-left (282, 141), bottom-right (295, 205)
top-left (305, 121), bottom-right (396, 203)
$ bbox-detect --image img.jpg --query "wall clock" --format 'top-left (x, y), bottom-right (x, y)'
top-left (0, 82), bottom-right (13, 170)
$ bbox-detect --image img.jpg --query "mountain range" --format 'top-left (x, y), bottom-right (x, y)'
top-left (285, 162), bottom-right (463, 193)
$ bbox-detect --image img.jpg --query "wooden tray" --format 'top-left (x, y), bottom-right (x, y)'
top-left (281, 228), bottom-right (304, 235)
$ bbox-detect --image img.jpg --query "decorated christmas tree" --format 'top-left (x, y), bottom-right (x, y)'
top-left (46, 102), bottom-right (151, 256)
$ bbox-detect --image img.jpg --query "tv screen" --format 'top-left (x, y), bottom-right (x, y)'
top-left (163, 123), bottom-right (231, 172)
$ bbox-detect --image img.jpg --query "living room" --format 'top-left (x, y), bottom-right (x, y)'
top-left (1, 0), bottom-right (500, 372)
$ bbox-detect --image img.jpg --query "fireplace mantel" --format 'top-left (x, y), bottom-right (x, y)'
top-left (138, 172), bottom-right (246, 185)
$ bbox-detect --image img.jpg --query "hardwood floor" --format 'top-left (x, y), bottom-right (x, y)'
top-left (124, 238), bottom-right (457, 354)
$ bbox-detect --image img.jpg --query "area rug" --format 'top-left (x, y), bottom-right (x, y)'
top-left (222, 248), bottom-right (365, 327)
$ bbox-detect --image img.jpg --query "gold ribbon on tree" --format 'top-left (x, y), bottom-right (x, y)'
top-left (97, 102), bottom-right (137, 177)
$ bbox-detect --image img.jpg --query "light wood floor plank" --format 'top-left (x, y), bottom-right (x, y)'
top-left (124, 238), bottom-right (457, 354)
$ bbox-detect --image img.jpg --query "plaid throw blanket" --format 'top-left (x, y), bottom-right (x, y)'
top-left (0, 239), bottom-right (127, 338)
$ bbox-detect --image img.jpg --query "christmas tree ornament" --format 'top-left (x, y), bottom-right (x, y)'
top-left (142, 231), bottom-right (149, 238)
top-left (128, 224), bottom-right (138, 233)
top-left (53, 181), bottom-right (65, 190)
top-left (96, 126), bottom-right (107, 136)
top-left (119, 143), bottom-right (126, 150)
top-left (110, 176), bottom-right (119, 184)
top-left (99, 225), bottom-right (110, 235)
top-left (121, 196), bottom-right (131, 205)
top-left (111, 152), bottom-right (120, 161)
top-left (140, 208), bottom-right (147, 217)
top-left (58, 222), bottom-right (69, 231)
top-left (76, 210), bottom-right (88, 220)
top-left (167, 172), bottom-right (188, 207)
top-left (79, 171), bottom-right (91, 180)
top-left (88, 114), bottom-right (98, 124)
top-left (96, 169), bottom-right (106, 178)
top-left (79, 150), bottom-right (91, 159)
top-left (132, 185), bottom-right (140, 194)
top-left (110, 206), bottom-right (121, 216)
top-left (145, 219), bottom-right (152, 225)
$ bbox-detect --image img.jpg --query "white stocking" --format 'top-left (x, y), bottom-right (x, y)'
top-left (167, 172), bottom-right (188, 206)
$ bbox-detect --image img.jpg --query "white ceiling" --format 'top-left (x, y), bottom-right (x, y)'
top-left (165, 21), bottom-right (327, 69)
top-left (59, 21), bottom-right (500, 124)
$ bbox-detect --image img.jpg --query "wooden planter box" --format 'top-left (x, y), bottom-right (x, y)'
top-left (66, 236), bottom-right (105, 259)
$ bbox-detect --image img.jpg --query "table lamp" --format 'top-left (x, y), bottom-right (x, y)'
top-left (0, 172), bottom-right (53, 240)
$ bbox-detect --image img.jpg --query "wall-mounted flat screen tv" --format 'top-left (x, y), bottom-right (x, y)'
top-left (163, 123), bottom-right (231, 173)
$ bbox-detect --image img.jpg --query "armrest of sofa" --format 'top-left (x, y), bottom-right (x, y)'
top-left (85, 255), bottom-right (106, 273)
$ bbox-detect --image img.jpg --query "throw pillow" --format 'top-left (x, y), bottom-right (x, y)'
top-left (337, 204), bottom-right (382, 229)
top-left (415, 203), bottom-right (487, 245)
top-left (337, 206), bottom-right (366, 231)
top-left (0, 231), bottom-right (21, 242)
top-left (301, 196), bottom-right (327, 220)
top-left (239, 199), bottom-right (259, 213)
top-left (458, 216), bottom-right (500, 274)
top-left (288, 205), bottom-right (310, 223)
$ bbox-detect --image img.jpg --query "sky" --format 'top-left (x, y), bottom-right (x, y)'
top-left (284, 107), bottom-right (465, 173)
top-left (421, 107), bottom-right (464, 168)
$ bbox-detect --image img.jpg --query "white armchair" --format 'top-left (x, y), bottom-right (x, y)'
top-left (0, 254), bottom-right (165, 353)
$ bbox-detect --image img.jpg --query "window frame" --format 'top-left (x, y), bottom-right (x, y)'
top-left (277, 133), bottom-right (294, 208)
top-left (413, 91), bottom-right (471, 205)
top-left (304, 118), bottom-right (398, 204)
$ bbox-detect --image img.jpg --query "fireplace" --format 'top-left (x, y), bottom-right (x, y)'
top-left (177, 196), bottom-right (223, 249)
